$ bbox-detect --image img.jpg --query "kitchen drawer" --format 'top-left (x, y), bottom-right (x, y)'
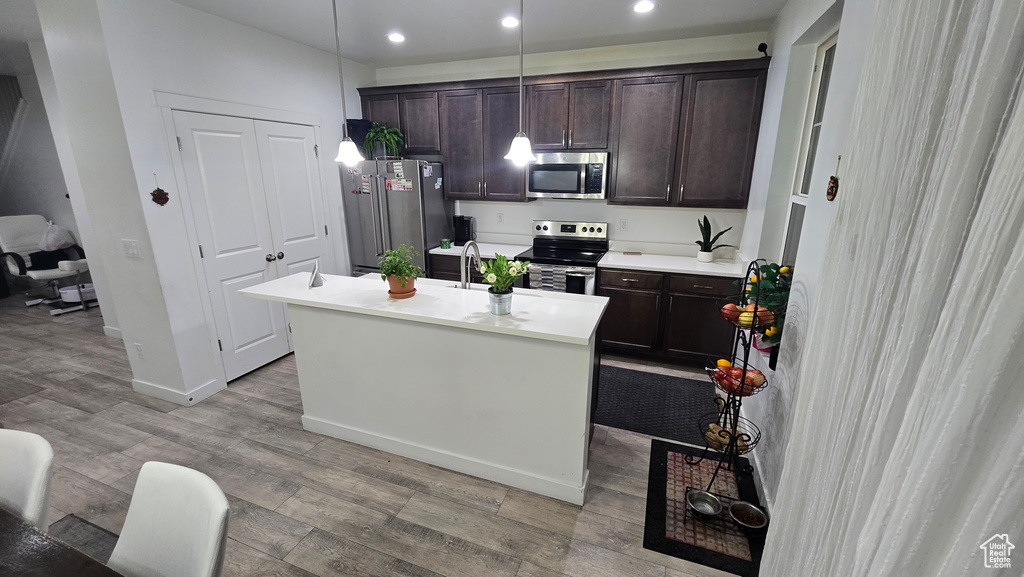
top-left (668, 274), bottom-right (737, 296)
top-left (599, 269), bottom-right (663, 290)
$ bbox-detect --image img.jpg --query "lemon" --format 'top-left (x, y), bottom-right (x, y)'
top-left (779, 266), bottom-right (791, 274)
top-left (750, 275), bottom-right (758, 283)
top-left (716, 359), bottom-right (732, 368)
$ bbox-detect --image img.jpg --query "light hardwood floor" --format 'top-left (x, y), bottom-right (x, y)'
top-left (0, 291), bottom-right (735, 577)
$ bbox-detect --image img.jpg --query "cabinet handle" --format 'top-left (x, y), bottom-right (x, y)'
top-left (666, 184), bottom-right (670, 198)
top-left (562, 129), bottom-right (566, 148)
top-left (693, 284), bottom-right (714, 289)
top-left (484, 181), bottom-right (488, 196)
top-left (568, 129), bottom-right (573, 147)
top-left (478, 182), bottom-right (482, 195)
top-left (622, 278), bottom-right (640, 282)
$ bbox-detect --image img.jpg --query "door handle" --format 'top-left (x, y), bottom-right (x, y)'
top-left (368, 176), bottom-right (383, 256)
top-left (266, 254), bottom-right (276, 262)
top-left (277, 252), bottom-right (285, 260)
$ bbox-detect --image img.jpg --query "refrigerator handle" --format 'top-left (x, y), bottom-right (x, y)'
top-left (368, 175), bottom-right (384, 256)
top-left (377, 174), bottom-right (392, 252)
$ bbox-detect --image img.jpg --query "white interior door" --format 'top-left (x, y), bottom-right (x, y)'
top-left (254, 121), bottom-right (328, 279)
top-left (173, 110), bottom-right (291, 381)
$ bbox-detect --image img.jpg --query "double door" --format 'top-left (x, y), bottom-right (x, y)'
top-left (173, 111), bottom-right (328, 381)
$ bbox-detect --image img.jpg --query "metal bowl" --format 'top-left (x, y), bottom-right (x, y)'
top-left (685, 490), bottom-right (722, 519)
top-left (729, 501), bottom-right (768, 531)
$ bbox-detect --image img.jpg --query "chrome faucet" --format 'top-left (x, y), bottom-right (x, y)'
top-left (460, 241), bottom-right (482, 289)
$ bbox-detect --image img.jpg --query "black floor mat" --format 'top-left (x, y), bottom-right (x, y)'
top-left (595, 365), bottom-right (718, 446)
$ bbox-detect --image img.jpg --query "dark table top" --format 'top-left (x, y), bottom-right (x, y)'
top-left (0, 509), bottom-right (122, 577)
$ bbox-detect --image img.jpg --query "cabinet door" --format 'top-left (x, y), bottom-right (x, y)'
top-left (676, 70), bottom-right (766, 208)
top-left (482, 87), bottom-right (526, 201)
top-left (362, 94), bottom-right (401, 129)
top-left (597, 286), bottom-right (662, 350)
top-left (608, 76), bottom-right (684, 205)
top-left (568, 80), bottom-right (611, 149)
top-left (527, 83), bottom-right (569, 150)
top-left (663, 293), bottom-right (737, 358)
top-left (399, 92), bottom-right (441, 154)
top-left (439, 90), bottom-right (484, 199)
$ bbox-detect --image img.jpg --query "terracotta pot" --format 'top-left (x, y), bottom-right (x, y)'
top-left (387, 275), bottom-right (416, 296)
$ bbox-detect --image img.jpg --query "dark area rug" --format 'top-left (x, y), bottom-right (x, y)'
top-left (644, 440), bottom-right (766, 577)
top-left (48, 515), bottom-right (119, 564)
top-left (595, 366), bottom-right (718, 446)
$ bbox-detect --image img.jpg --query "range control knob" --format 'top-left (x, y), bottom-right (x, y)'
top-left (535, 225), bottom-right (541, 230)
top-left (597, 227), bottom-right (603, 233)
top-left (589, 227), bottom-right (595, 232)
top-left (542, 225), bottom-right (548, 231)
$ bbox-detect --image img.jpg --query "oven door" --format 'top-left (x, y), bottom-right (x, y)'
top-left (526, 264), bottom-right (596, 295)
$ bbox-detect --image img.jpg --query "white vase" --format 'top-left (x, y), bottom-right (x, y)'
top-left (697, 251), bottom-right (714, 263)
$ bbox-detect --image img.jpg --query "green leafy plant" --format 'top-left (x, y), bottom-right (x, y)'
top-left (364, 122), bottom-right (405, 158)
top-left (695, 215), bottom-right (733, 252)
top-left (479, 254), bottom-right (530, 294)
top-left (378, 244), bottom-right (422, 288)
top-left (743, 262), bottom-right (792, 345)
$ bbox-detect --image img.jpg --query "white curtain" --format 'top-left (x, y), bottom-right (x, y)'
top-left (762, 0), bottom-right (1024, 575)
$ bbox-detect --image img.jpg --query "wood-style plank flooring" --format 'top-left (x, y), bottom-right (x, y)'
top-left (0, 291), bottom-right (736, 577)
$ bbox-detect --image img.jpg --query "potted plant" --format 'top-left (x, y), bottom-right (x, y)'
top-left (745, 262), bottom-right (792, 369)
top-left (479, 254), bottom-right (530, 315)
top-left (363, 122), bottom-right (405, 158)
top-left (379, 244), bottom-right (422, 299)
top-left (695, 215), bottom-right (733, 262)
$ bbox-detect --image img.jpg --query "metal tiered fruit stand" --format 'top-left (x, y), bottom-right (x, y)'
top-left (685, 259), bottom-right (770, 491)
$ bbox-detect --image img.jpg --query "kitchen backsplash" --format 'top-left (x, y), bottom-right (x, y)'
top-left (456, 199), bottom-right (745, 258)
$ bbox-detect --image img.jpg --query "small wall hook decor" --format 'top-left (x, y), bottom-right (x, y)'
top-left (826, 155), bottom-right (841, 201)
top-left (758, 43), bottom-right (769, 58)
top-left (151, 173), bottom-right (170, 206)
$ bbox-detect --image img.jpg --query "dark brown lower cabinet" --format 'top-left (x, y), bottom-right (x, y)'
top-left (596, 286), bottom-right (661, 350)
top-left (598, 268), bottom-right (738, 363)
top-left (428, 254), bottom-right (482, 283)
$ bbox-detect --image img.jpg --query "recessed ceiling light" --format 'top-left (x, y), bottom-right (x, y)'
top-left (387, 32), bottom-right (405, 43)
top-left (501, 16), bottom-right (519, 28)
top-left (633, 0), bottom-right (654, 13)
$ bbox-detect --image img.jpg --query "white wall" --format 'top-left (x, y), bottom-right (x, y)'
top-left (740, 0), bottom-right (881, 510)
top-left (0, 73), bottom-right (78, 239)
top-left (375, 32), bottom-right (767, 86)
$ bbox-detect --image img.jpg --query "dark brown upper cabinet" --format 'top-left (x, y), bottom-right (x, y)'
top-left (482, 87), bottom-right (527, 201)
top-left (567, 80), bottom-right (612, 149)
top-left (527, 81), bottom-right (611, 150)
top-left (399, 92), bottom-right (441, 154)
top-left (607, 76), bottom-right (685, 205)
top-left (439, 90), bottom-right (484, 200)
top-left (439, 88), bottom-right (527, 202)
top-left (675, 70), bottom-right (767, 208)
top-left (361, 94), bottom-right (401, 130)
top-left (526, 83), bottom-right (569, 150)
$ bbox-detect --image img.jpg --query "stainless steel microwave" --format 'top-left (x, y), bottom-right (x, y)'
top-left (527, 152), bottom-right (607, 200)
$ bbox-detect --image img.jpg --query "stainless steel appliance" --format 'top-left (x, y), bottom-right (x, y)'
top-left (342, 160), bottom-right (448, 276)
top-left (527, 152), bottom-right (608, 200)
top-left (518, 220), bottom-right (608, 295)
top-left (452, 215), bottom-right (476, 246)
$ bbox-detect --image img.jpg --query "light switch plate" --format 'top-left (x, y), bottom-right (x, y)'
top-left (122, 239), bottom-right (142, 259)
top-left (619, 219), bottom-right (628, 232)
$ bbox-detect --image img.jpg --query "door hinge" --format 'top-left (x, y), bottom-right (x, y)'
top-left (217, 339), bottom-right (223, 351)
top-left (314, 144), bottom-right (319, 158)
top-left (324, 225), bottom-right (329, 236)
top-left (288, 323), bottom-right (292, 333)
top-left (176, 136), bottom-right (182, 151)
top-left (198, 244), bottom-right (204, 258)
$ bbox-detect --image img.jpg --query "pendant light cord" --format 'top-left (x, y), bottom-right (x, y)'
top-left (332, 0), bottom-right (350, 139)
top-left (518, 0), bottom-right (524, 133)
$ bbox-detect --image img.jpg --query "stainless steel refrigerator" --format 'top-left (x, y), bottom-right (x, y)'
top-left (341, 160), bottom-right (449, 276)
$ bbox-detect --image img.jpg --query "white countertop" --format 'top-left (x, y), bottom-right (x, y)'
top-left (598, 251), bottom-right (747, 278)
top-left (428, 243), bottom-right (531, 260)
top-left (240, 273), bottom-right (608, 346)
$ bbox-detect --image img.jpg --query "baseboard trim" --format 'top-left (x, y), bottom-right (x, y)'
top-left (302, 414), bottom-right (589, 505)
top-left (131, 378), bottom-right (223, 406)
top-left (102, 326), bottom-right (122, 339)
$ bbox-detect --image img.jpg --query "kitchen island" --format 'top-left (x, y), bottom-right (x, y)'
top-left (240, 274), bottom-right (608, 504)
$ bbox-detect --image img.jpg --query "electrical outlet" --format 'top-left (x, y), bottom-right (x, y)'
top-left (619, 219), bottom-right (628, 232)
top-left (497, 212), bottom-right (504, 225)
top-left (122, 239), bottom-right (142, 259)
top-left (134, 342), bottom-right (144, 358)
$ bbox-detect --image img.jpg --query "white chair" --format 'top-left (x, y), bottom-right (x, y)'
top-left (107, 462), bottom-right (229, 577)
top-left (0, 214), bottom-right (91, 315)
top-left (0, 429), bottom-right (55, 532)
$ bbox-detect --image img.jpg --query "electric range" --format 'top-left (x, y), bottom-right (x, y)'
top-left (518, 220), bottom-right (608, 294)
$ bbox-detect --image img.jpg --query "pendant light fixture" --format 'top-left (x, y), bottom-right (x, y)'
top-left (504, 0), bottom-right (536, 166)
top-left (332, 0), bottom-right (363, 166)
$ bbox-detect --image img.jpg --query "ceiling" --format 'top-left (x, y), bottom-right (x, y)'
top-left (171, 0), bottom-right (785, 67)
top-left (0, 0), bottom-right (41, 75)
